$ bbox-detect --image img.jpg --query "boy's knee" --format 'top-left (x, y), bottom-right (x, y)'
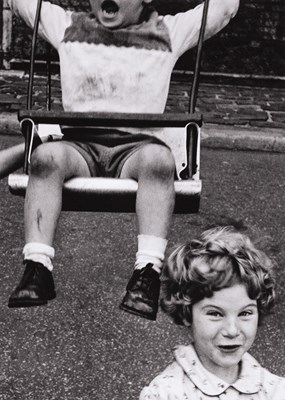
top-left (140, 144), bottom-right (175, 179)
top-left (30, 144), bottom-right (62, 177)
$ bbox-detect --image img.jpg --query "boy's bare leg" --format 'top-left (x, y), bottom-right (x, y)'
top-left (0, 143), bottom-right (25, 179)
top-left (120, 143), bottom-right (176, 320)
top-left (8, 141), bottom-right (90, 308)
top-left (120, 143), bottom-right (175, 237)
top-left (24, 142), bottom-right (90, 245)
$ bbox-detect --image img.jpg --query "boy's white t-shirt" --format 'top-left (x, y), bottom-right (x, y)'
top-left (8, 0), bottom-right (239, 128)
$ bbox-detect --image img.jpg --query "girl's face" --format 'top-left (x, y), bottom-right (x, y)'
top-left (191, 284), bottom-right (258, 383)
top-left (89, 0), bottom-right (152, 29)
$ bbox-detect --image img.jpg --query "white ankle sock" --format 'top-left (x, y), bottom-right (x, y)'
top-left (135, 234), bottom-right (168, 273)
top-left (23, 242), bottom-right (55, 272)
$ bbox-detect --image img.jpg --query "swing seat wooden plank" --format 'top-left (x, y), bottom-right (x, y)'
top-left (8, 174), bottom-right (201, 213)
top-left (18, 110), bottom-right (202, 128)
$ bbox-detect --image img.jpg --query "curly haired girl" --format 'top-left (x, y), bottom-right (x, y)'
top-left (140, 227), bottom-right (284, 399)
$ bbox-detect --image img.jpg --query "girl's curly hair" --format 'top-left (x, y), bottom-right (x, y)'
top-left (161, 227), bottom-right (276, 326)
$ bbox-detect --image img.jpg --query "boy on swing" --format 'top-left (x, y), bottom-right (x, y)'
top-left (7, 0), bottom-right (239, 320)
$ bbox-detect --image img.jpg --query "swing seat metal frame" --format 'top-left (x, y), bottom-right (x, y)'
top-left (8, 0), bottom-right (210, 214)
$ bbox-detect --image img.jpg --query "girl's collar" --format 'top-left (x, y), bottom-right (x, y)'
top-left (174, 344), bottom-right (263, 396)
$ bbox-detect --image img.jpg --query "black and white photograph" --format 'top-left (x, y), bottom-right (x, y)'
top-left (0, 0), bottom-right (284, 398)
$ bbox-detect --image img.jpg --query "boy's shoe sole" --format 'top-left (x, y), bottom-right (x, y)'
top-left (120, 264), bottom-right (160, 321)
top-left (8, 261), bottom-right (56, 308)
top-left (8, 291), bottom-right (56, 308)
top-left (119, 298), bottom-right (157, 321)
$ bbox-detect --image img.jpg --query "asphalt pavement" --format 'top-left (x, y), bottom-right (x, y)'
top-left (0, 70), bottom-right (285, 399)
top-left (0, 147), bottom-right (285, 399)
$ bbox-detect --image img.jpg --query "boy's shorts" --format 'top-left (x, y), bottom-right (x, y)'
top-left (61, 127), bottom-right (169, 178)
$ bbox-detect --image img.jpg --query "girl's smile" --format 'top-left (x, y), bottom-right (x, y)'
top-left (218, 344), bottom-right (243, 353)
top-left (191, 284), bottom-right (259, 383)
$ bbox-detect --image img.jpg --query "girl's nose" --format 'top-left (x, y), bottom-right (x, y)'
top-left (222, 318), bottom-right (240, 338)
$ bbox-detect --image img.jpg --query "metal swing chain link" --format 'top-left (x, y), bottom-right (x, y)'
top-left (189, 0), bottom-right (210, 114)
top-left (27, 0), bottom-right (43, 110)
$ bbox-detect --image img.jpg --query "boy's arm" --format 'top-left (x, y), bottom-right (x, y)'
top-left (8, 0), bottom-right (73, 49)
top-left (0, 143), bottom-right (25, 179)
top-left (164, 0), bottom-right (240, 58)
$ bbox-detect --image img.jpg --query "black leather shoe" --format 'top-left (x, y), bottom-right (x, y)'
top-left (120, 264), bottom-right (160, 321)
top-left (8, 261), bottom-right (56, 308)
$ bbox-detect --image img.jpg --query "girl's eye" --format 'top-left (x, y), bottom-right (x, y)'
top-left (239, 310), bottom-right (253, 317)
top-left (207, 311), bottom-right (223, 317)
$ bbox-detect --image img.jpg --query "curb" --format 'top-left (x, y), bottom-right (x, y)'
top-left (202, 124), bottom-right (285, 153)
top-left (0, 112), bottom-right (21, 137)
top-left (1, 112), bottom-right (285, 153)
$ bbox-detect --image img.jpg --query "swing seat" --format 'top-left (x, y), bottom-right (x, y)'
top-left (8, 0), bottom-right (210, 214)
top-left (8, 110), bottom-right (202, 213)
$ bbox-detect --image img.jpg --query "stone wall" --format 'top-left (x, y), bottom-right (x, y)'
top-left (1, 0), bottom-right (285, 75)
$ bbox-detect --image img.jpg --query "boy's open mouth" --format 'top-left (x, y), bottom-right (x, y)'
top-left (101, 0), bottom-right (119, 17)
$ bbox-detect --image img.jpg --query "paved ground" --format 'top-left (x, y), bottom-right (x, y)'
top-left (0, 144), bottom-right (285, 399)
top-left (0, 70), bottom-right (285, 399)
